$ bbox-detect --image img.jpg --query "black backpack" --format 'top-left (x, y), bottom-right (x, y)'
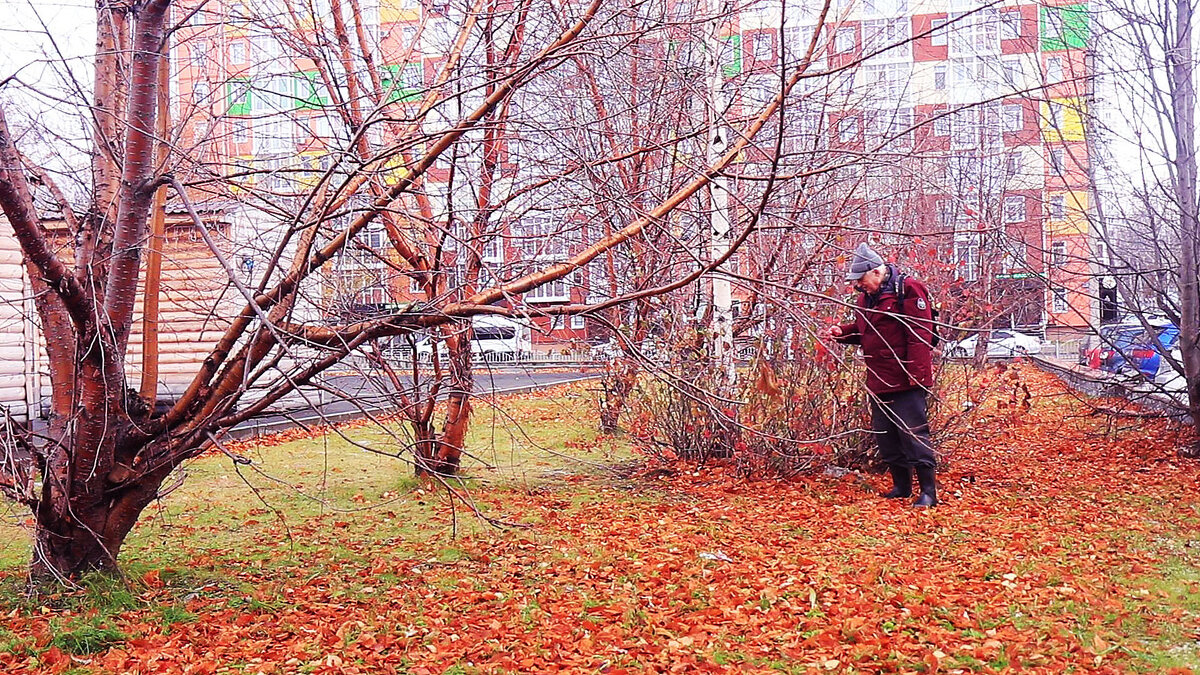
top-left (895, 273), bottom-right (941, 348)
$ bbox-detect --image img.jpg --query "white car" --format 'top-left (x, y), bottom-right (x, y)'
top-left (1154, 347), bottom-right (1186, 393)
top-left (587, 337), bottom-right (663, 361)
top-left (402, 316), bottom-right (533, 362)
top-left (944, 330), bottom-right (1043, 359)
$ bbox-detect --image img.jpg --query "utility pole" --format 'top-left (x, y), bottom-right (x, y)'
top-left (140, 6), bottom-right (170, 405)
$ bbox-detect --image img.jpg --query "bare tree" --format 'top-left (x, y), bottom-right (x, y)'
top-left (1087, 0), bottom-right (1200, 443)
top-left (0, 0), bottom-right (843, 581)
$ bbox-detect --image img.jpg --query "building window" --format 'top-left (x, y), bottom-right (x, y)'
top-left (227, 79), bottom-right (253, 116)
top-left (752, 31), bottom-right (776, 63)
top-left (950, 110), bottom-right (975, 149)
top-left (836, 27), bottom-right (856, 53)
top-left (1049, 194), bottom-right (1067, 219)
top-left (838, 116), bottom-right (858, 143)
top-left (481, 237), bottom-right (503, 263)
top-left (253, 116), bottom-right (293, 154)
top-left (359, 284), bottom-right (387, 306)
top-left (520, 216), bottom-right (569, 258)
top-left (230, 40), bottom-right (246, 64)
top-left (1002, 57), bottom-right (1023, 86)
top-left (1047, 100), bottom-right (1065, 127)
top-left (1051, 241), bottom-right (1067, 267)
top-left (1052, 288), bottom-right (1069, 314)
top-left (570, 315), bottom-right (586, 330)
top-left (1049, 147), bottom-right (1065, 173)
top-left (233, 118), bottom-right (249, 143)
top-left (310, 114), bottom-right (332, 140)
top-left (949, 10), bottom-right (999, 56)
top-left (1046, 56), bottom-right (1064, 83)
top-left (190, 41), bottom-right (209, 70)
top-left (863, 62), bottom-right (910, 100)
top-left (863, 0), bottom-right (907, 15)
top-left (550, 316), bottom-right (565, 331)
top-left (1001, 10), bottom-right (1022, 41)
top-left (954, 234), bottom-right (980, 282)
top-left (362, 226), bottom-right (386, 251)
top-left (526, 276), bottom-right (571, 303)
top-left (931, 18), bottom-right (947, 47)
top-left (884, 107), bottom-right (913, 147)
top-left (934, 64), bottom-right (946, 90)
top-left (862, 18), bottom-right (910, 59)
top-left (192, 80), bottom-right (210, 105)
top-left (950, 56), bottom-right (998, 90)
top-left (784, 26), bottom-right (827, 71)
top-left (1006, 149), bottom-right (1024, 176)
top-left (1001, 244), bottom-right (1026, 274)
top-left (381, 62), bottom-right (425, 103)
top-left (1002, 103), bottom-right (1023, 132)
top-left (251, 35), bottom-right (279, 62)
top-left (933, 113), bottom-right (951, 137)
top-left (1004, 196), bottom-right (1026, 223)
top-left (1045, 11), bottom-right (1064, 42)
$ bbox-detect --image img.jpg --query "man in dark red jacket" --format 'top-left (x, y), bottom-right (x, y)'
top-left (823, 243), bottom-right (939, 507)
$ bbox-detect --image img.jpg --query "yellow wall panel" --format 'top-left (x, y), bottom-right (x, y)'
top-left (1041, 98), bottom-right (1086, 143)
top-left (379, 0), bottom-right (420, 24)
top-left (1047, 190), bottom-right (1089, 235)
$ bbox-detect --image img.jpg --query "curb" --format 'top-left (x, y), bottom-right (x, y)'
top-left (1029, 355), bottom-right (1192, 425)
top-left (227, 374), bottom-right (602, 439)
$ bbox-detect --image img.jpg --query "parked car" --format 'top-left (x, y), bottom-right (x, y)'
top-left (1080, 323), bottom-right (1142, 371)
top-left (1154, 347), bottom-right (1186, 393)
top-left (588, 337), bottom-right (663, 361)
top-left (471, 316), bottom-right (533, 362)
top-left (1126, 323), bottom-right (1180, 378)
top-left (397, 317), bottom-right (533, 362)
top-left (944, 330), bottom-right (1042, 359)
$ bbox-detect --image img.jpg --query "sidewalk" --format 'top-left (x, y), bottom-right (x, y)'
top-left (1030, 354), bottom-right (1192, 425)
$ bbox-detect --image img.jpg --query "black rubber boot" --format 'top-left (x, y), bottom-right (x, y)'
top-left (881, 465), bottom-right (912, 499)
top-left (913, 465), bottom-right (938, 507)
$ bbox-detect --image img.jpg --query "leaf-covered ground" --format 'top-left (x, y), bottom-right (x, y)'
top-left (1, 364), bottom-right (1199, 674)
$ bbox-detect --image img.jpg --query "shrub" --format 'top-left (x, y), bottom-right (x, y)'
top-left (627, 332), bottom-right (872, 476)
top-left (627, 331), bottom-right (997, 477)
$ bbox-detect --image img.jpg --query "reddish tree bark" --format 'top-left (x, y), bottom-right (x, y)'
top-left (0, 0), bottom-right (834, 582)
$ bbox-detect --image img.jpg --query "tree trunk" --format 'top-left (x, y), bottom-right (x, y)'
top-left (417, 331), bottom-right (472, 476)
top-left (30, 438), bottom-right (169, 583)
top-left (600, 357), bottom-right (638, 433)
top-left (1170, 0), bottom-right (1200, 448)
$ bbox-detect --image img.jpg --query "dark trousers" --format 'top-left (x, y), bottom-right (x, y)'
top-left (870, 388), bottom-right (936, 469)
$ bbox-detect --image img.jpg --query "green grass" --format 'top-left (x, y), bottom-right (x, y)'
top-left (0, 384), bottom-right (630, 577)
top-left (0, 385), bottom-right (633, 669)
top-left (49, 621), bottom-right (128, 655)
top-left (0, 626), bottom-right (36, 656)
top-left (1, 376), bottom-right (1198, 674)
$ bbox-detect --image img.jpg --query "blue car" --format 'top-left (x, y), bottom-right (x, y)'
top-left (1129, 324), bottom-right (1180, 378)
top-left (1083, 324), bottom-right (1141, 370)
top-left (1100, 325), bottom-right (1144, 374)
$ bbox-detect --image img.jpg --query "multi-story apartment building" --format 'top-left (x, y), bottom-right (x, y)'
top-left (732, 0), bottom-right (1096, 338)
top-left (173, 0), bottom-right (1099, 354)
top-left (174, 0), bottom-right (608, 351)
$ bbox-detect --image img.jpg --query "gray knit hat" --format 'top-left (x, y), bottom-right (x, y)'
top-left (845, 242), bottom-right (884, 281)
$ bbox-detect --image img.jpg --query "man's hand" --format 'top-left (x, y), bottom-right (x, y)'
top-left (821, 324), bottom-right (843, 340)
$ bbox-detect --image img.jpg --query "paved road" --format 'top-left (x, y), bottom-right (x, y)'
top-left (229, 368), bottom-right (598, 437)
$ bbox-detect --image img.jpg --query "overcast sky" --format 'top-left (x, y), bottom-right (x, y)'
top-left (1, 1), bottom-right (96, 197)
top-left (1, 0), bottom-right (94, 87)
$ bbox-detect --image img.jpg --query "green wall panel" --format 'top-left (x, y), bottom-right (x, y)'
top-left (1041, 4), bottom-right (1089, 51)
